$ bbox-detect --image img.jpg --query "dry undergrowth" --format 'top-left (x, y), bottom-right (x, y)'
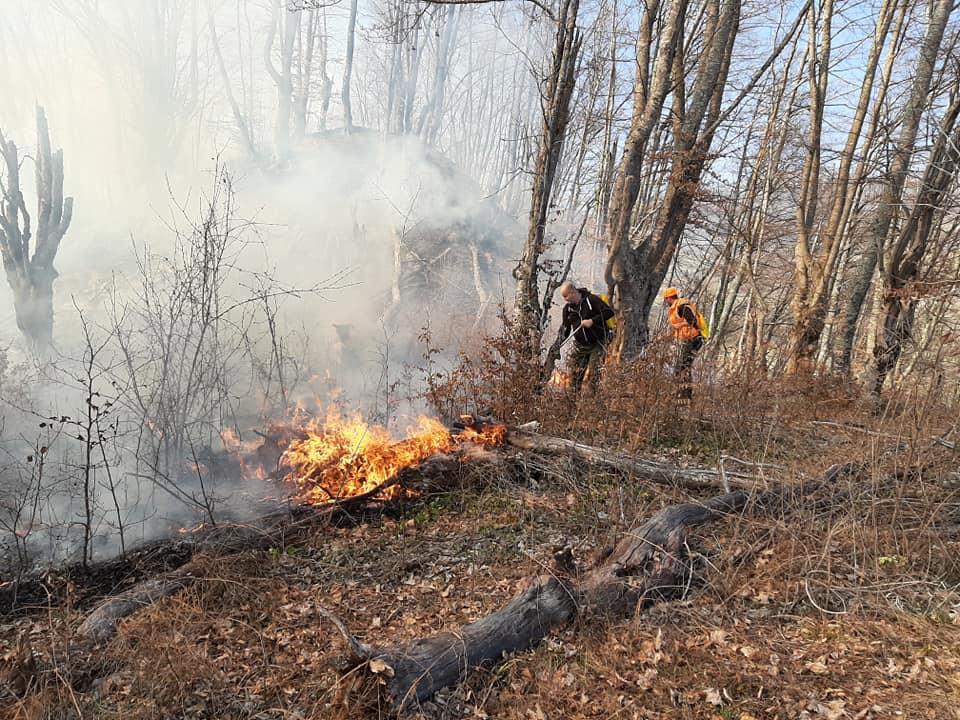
top-left (2, 367), bottom-right (959, 719)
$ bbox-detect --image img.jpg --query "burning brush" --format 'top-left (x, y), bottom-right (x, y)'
top-left (277, 409), bottom-right (507, 506)
top-left (548, 368), bottom-right (572, 389)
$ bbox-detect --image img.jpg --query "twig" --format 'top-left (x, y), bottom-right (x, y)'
top-left (317, 606), bottom-right (373, 660)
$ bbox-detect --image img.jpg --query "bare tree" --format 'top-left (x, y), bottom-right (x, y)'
top-left (342, 0), bottom-right (359, 132)
top-left (606, 0), bottom-right (742, 358)
top-left (264, 0), bottom-right (302, 155)
top-left (702, 57), bottom-right (802, 371)
top-left (836, 0), bottom-right (953, 374)
top-left (513, 0), bottom-right (582, 357)
top-left (601, 0), bottom-right (687, 358)
top-left (786, 0), bottom-right (946, 373)
top-left (416, 4), bottom-right (462, 144)
top-left (870, 73), bottom-right (960, 395)
top-left (51, 0), bottom-right (205, 175)
top-left (0, 107), bottom-right (74, 349)
top-left (208, 7), bottom-right (262, 162)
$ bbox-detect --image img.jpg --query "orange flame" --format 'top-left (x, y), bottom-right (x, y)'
top-left (548, 369), bottom-right (572, 389)
top-left (278, 409), bottom-right (505, 506)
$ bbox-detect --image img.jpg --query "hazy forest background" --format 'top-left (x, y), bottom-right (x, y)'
top-left (1, 0), bottom-right (959, 717)
top-left (2, 0), bottom-right (957, 561)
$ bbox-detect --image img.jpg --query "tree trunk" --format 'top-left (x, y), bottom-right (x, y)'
top-left (208, 11), bottom-right (261, 162)
top-left (342, 0), bottom-right (359, 132)
top-left (838, 0), bottom-right (951, 375)
top-left (417, 4), bottom-right (460, 144)
top-left (0, 107), bottom-right (74, 350)
top-left (871, 85), bottom-right (960, 395)
top-left (294, 8), bottom-right (318, 139)
top-left (513, 0), bottom-right (582, 359)
top-left (604, 0), bottom-right (686, 327)
top-left (786, 0), bottom-right (899, 372)
top-left (401, 26), bottom-right (421, 134)
top-left (784, 0), bottom-right (833, 373)
top-left (609, 0), bottom-right (741, 359)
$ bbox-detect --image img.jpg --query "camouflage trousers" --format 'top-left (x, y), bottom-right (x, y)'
top-left (674, 336), bottom-right (704, 399)
top-left (571, 343), bottom-right (606, 393)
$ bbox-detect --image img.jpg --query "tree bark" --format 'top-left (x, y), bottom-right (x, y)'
top-left (838, 0), bottom-right (952, 375)
top-left (0, 107), bottom-right (74, 350)
top-left (342, 0), bottom-right (359, 132)
top-left (513, 0), bottom-right (582, 358)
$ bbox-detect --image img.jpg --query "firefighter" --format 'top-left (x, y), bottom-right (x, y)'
top-left (662, 287), bottom-right (705, 400)
top-left (557, 281), bottom-right (615, 393)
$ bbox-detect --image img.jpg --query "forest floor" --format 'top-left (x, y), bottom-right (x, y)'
top-left (2, 374), bottom-right (959, 719)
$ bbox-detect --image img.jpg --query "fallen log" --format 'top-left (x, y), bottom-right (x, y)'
top-left (77, 572), bottom-right (194, 642)
top-left (337, 463), bottom-right (856, 712)
top-left (68, 432), bottom-right (762, 642)
top-left (506, 428), bottom-right (762, 490)
top-left (72, 451), bottom-right (507, 642)
top-left (4, 424), bottom-right (738, 619)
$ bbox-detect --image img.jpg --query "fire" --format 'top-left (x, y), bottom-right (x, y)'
top-left (458, 422), bottom-right (507, 446)
top-left (548, 368), bottom-right (572, 389)
top-left (177, 522), bottom-right (208, 535)
top-left (278, 408), bottom-right (505, 505)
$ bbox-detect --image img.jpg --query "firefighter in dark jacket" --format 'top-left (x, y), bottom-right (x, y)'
top-left (663, 287), bottom-right (704, 399)
top-left (557, 281), bottom-right (615, 392)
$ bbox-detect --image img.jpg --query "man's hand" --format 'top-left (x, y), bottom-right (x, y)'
top-left (581, 318), bottom-right (594, 328)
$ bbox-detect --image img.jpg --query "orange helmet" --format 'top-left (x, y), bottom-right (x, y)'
top-left (662, 287), bottom-right (679, 300)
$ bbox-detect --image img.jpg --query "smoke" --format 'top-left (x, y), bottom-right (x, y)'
top-left (0, 0), bottom-right (538, 351)
top-left (0, 1), bottom-right (538, 572)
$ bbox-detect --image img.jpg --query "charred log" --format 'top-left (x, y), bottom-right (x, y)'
top-left (348, 491), bottom-right (747, 710)
top-left (77, 572), bottom-right (194, 642)
top-left (366, 575), bottom-right (577, 710)
top-left (340, 464), bottom-right (856, 712)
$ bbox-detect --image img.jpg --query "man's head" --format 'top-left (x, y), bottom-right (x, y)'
top-left (662, 287), bottom-right (679, 306)
top-left (559, 281), bottom-right (581, 305)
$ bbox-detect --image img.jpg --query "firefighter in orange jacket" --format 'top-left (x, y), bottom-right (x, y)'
top-left (663, 287), bottom-right (703, 399)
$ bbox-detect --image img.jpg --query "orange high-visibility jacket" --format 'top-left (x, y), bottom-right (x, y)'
top-left (668, 299), bottom-right (701, 341)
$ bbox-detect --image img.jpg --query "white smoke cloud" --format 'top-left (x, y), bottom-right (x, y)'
top-left (0, 0), bottom-right (537, 571)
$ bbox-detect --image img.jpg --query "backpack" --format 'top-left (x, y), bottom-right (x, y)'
top-left (598, 293), bottom-right (617, 330)
top-left (695, 308), bottom-right (710, 340)
top-left (677, 300), bottom-right (710, 340)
